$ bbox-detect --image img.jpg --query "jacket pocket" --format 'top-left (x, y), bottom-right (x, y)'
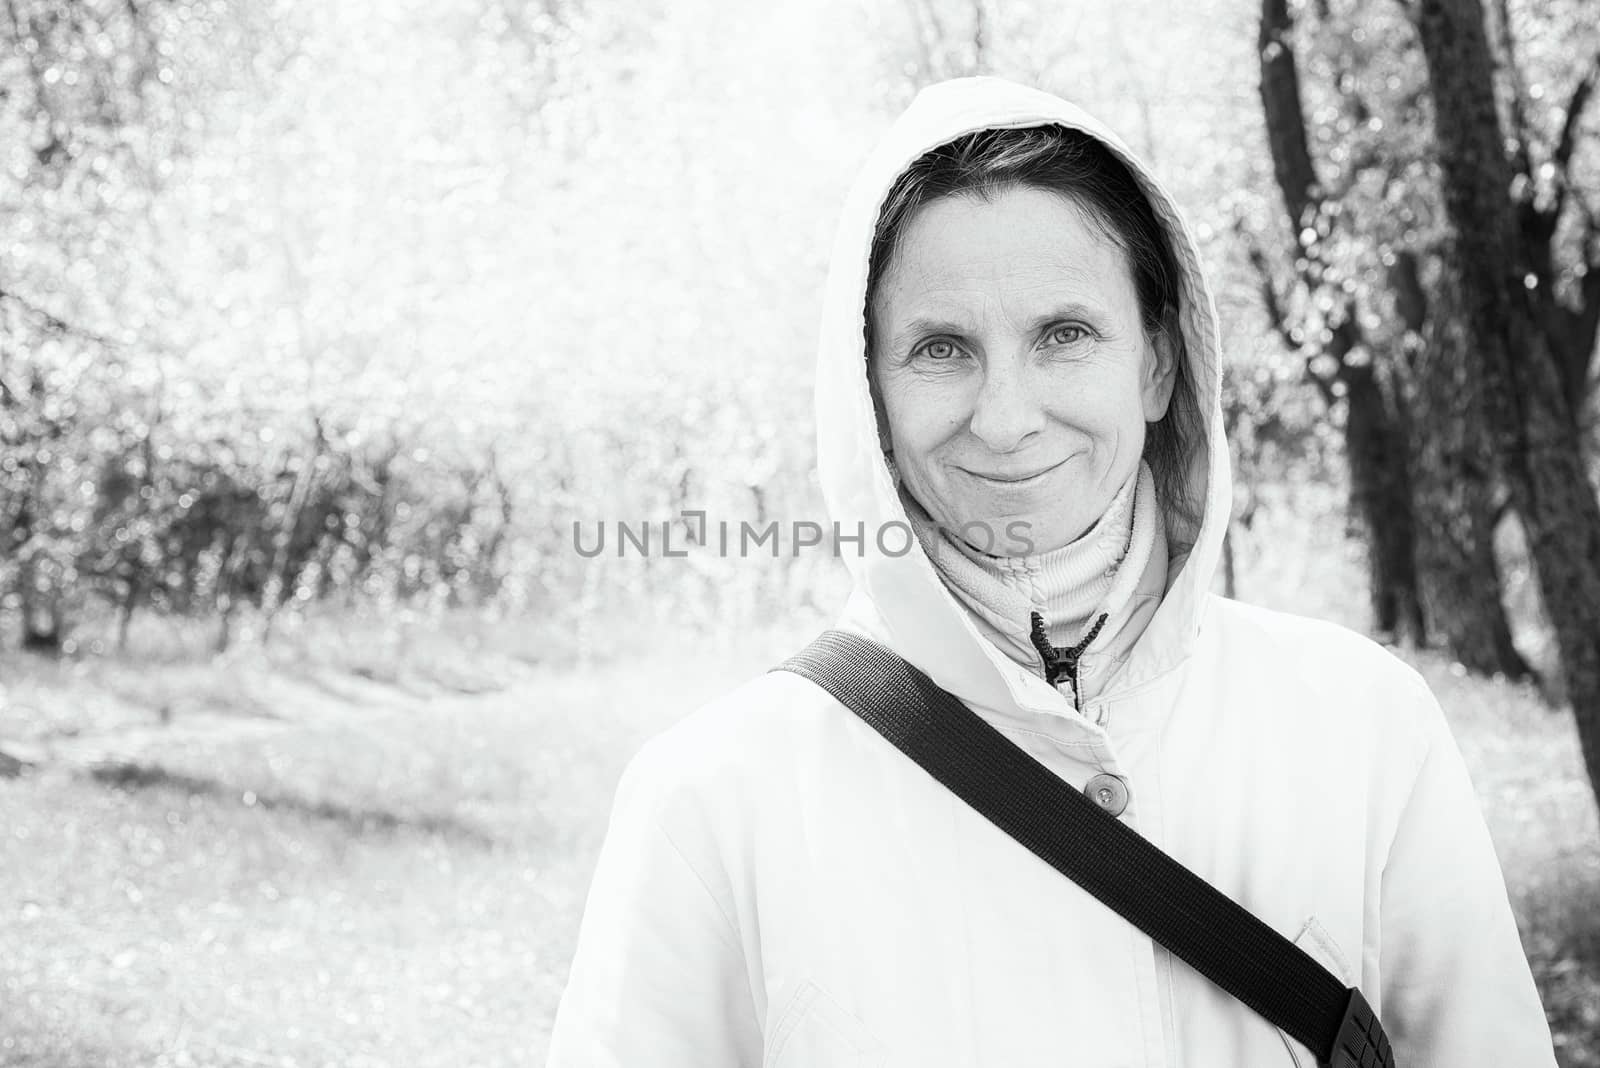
top-left (1276, 916), bottom-right (1355, 1068)
top-left (1292, 915), bottom-right (1353, 985)
top-left (765, 980), bottom-right (887, 1068)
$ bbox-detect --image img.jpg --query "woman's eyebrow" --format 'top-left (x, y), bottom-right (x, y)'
top-left (891, 317), bottom-right (975, 349)
top-left (891, 303), bottom-right (1103, 347)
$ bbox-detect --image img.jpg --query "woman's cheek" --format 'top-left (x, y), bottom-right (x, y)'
top-left (892, 382), bottom-right (968, 442)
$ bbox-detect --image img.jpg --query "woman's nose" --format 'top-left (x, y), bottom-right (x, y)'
top-left (967, 358), bottom-right (1045, 452)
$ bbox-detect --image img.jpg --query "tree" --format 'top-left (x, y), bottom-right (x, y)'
top-left (0, 0), bottom-right (563, 650)
top-left (0, 0), bottom-right (179, 649)
top-left (1411, 0), bottom-right (1600, 813)
top-left (1254, 0), bottom-right (1530, 676)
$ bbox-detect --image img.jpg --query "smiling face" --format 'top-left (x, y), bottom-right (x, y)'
top-left (869, 184), bottom-right (1177, 555)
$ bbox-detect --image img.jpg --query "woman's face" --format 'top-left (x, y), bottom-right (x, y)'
top-left (870, 184), bottom-right (1176, 556)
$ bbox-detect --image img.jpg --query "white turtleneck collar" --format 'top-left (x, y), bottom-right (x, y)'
top-left (903, 460), bottom-right (1170, 711)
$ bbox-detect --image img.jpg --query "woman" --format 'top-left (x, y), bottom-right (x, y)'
top-left (546, 77), bottom-right (1555, 1066)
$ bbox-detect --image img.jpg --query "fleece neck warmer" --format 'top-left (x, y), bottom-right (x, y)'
top-left (904, 460), bottom-right (1169, 710)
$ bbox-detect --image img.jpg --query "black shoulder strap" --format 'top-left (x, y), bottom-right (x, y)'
top-left (773, 629), bottom-right (1395, 1068)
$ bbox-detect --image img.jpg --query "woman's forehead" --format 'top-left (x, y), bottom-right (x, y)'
top-left (875, 187), bottom-right (1137, 315)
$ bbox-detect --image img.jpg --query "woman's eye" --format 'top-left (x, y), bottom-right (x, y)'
top-left (915, 339), bottom-right (960, 361)
top-left (1047, 323), bottom-right (1092, 346)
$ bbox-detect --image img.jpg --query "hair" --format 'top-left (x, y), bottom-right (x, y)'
top-left (863, 125), bottom-right (1204, 535)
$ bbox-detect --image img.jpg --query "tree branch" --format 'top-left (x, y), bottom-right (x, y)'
top-left (1558, 205), bottom-right (1600, 410)
top-left (1241, 223), bottom-right (1343, 408)
top-left (1550, 49), bottom-right (1600, 225)
top-left (1390, 248), bottom-right (1430, 332)
top-left (1303, 358), bottom-right (1339, 407)
top-left (0, 285), bottom-right (113, 346)
top-left (1258, 0), bottom-right (1320, 232)
top-left (1561, 288), bottom-right (1600, 411)
top-left (1491, 0), bottom-right (1535, 185)
top-left (1241, 228), bottom-right (1300, 353)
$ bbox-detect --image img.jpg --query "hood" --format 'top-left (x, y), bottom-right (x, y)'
top-left (815, 76), bottom-right (1231, 722)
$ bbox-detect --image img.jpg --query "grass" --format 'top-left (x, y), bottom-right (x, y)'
top-left (0, 614), bottom-right (818, 1068)
top-left (0, 569), bottom-right (1595, 1064)
top-left (1418, 659), bottom-right (1600, 1062)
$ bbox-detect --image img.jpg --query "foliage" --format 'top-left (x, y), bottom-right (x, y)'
top-left (0, 0), bottom-right (1593, 656)
top-left (0, 0), bottom-right (598, 649)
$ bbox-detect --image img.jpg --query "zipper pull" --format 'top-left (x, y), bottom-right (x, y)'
top-left (1028, 611), bottom-right (1109, 712)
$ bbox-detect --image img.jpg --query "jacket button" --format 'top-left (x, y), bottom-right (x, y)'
top-left (1084, 772), bottom-right (1129, 817)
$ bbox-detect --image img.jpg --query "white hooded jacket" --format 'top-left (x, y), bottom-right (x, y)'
top-left (546, 77), bottom-right (1556, 1068)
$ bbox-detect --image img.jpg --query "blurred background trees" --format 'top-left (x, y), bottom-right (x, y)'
top-left (0, 0), bottom-right (583, 652)
top-left (1, 0), bottom-right (1598, 799)
top-left (1244, 0), bottom-right (1600, 804)
top-left (1409, 0), bottom-right (1600, 826)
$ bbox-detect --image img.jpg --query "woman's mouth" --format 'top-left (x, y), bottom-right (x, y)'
top-left (962, 458), bottom-right (1069, 487)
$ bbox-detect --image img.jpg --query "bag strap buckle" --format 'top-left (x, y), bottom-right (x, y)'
top-left (1326, 987), bottom-right (1393, 1068)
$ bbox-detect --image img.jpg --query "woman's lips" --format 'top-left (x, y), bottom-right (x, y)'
top-left (961, 457), bottom-right (1069, 486)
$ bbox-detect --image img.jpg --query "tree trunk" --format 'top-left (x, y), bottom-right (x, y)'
top-left (18, 574), bottom-right (62, 654)
top-left (117, 576), bottom-right (140, 653)
top-left (1415, 0), bottom-right (1600, 815)
top-left (1342, 360), bottom-right (1427, 645)
top-left (1258, 0), bottom-right (1528, 668)
top-left (13, 478), bottom-right (63, 655)
top-left (1402, 254), bottom-right (1531, 678)
top-left (1258, 0), bottom-right (1426, 644)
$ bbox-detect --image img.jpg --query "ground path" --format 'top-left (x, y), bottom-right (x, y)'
top-left (0, 627), bottom-right (1595, 1066)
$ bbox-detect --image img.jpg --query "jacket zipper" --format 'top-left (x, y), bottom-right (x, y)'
top-left (1028, 610), bottom-right (1108, 715)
